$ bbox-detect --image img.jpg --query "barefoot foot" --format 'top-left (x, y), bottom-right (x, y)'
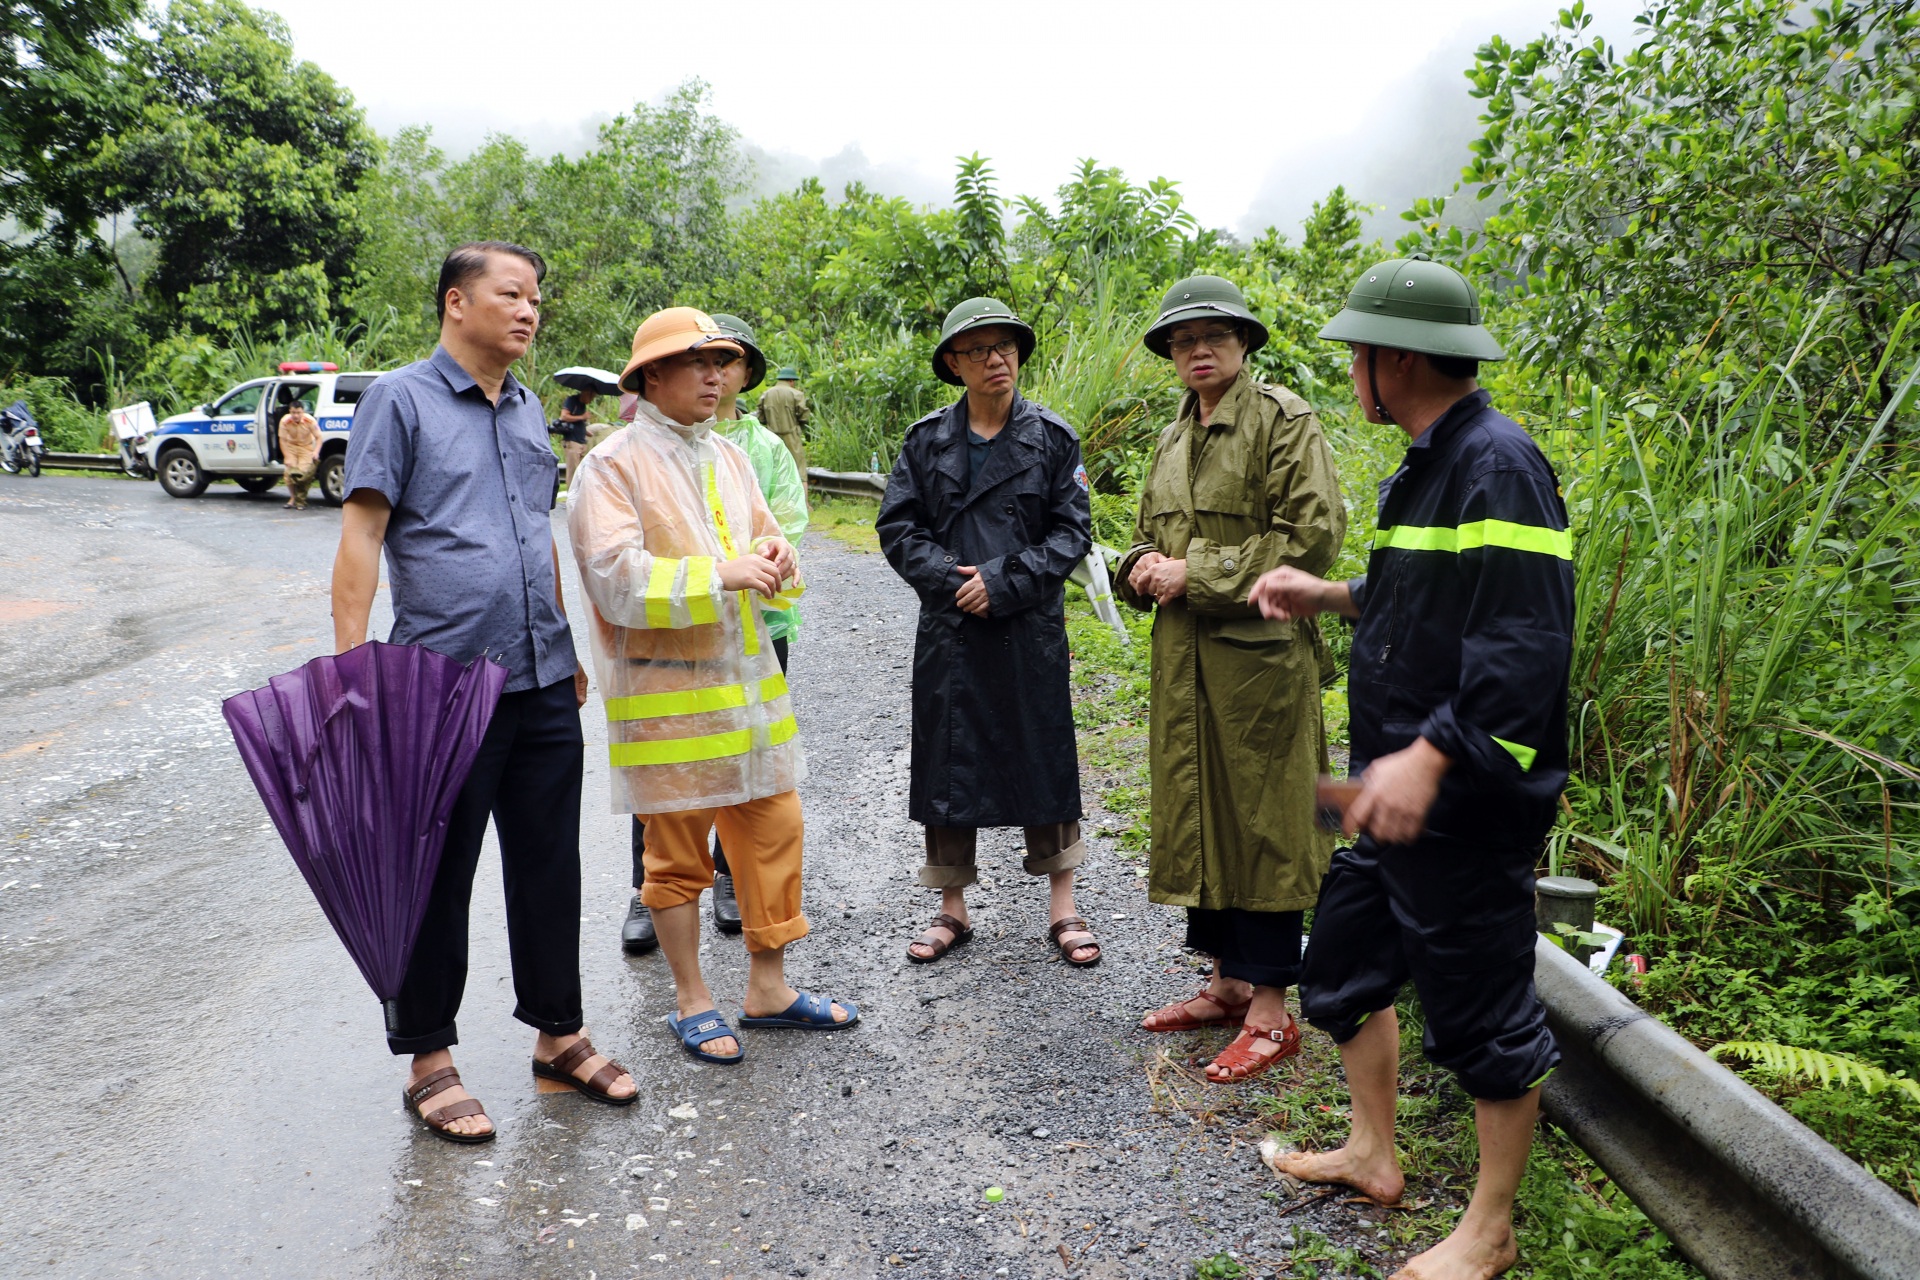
top-left (1391, 1223), bottom-right (1518, 1280)
top-left (1270, 1144), bottom-right (1405, 1206)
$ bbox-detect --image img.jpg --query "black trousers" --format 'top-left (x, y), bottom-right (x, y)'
top-left (1186, 907), bottom-right (1306, 989)
top-left (384, 676), bottom-right (585, 1055)
top-left (632, 636), bottom-right (787, 889)
top-left (1300, 834), bottom-right (1559, 1101)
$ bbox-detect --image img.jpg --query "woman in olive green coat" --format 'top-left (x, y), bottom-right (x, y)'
top-left (1116, 275), bottom-right (1346, 1083)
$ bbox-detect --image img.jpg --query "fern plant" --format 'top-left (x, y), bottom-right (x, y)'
top-left (1710, 1041), bottom-right (1920, 1104)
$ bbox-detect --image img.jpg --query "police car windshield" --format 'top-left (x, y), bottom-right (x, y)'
top-left (214, 383), bottom-right (265, 416)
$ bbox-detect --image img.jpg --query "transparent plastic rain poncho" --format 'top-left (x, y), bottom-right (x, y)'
top-left (567, 399), bottom-right (805, 815)
top-left (713, 412), bottom-right (809, 643)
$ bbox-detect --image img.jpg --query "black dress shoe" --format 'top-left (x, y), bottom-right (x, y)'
top-left (621, 895), bottom-right (658, 954)
top-left (711, 873), bottom-right (743, 935)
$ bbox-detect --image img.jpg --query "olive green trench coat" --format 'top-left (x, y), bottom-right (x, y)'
top-left (1115, 373), bottom-right (1346, 913)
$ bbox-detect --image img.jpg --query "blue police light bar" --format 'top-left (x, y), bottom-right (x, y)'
top-left (277, 361), bottom-right (339, 373)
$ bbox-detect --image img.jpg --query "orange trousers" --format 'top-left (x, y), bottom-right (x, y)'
top-left (637, 790), bottom-right (808, 953)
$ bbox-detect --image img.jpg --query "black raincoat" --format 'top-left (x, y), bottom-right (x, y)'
top-left (877, 394), bottom-right (1092, 827)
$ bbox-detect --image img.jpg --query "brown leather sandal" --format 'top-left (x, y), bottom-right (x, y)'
top-left (1205, 1020), bottom-right (1303, 1083)
top-left (1140, 986), bottom-right (1253, 1032)
top-left (1050, 915), bottom-right (1102, 968)
top-left (906, 913), bottom-right (973, 964)
top-left (532, 1037), bottom-right (637, 1106)
top-left (402, 1066), bottom-right (495, 1144)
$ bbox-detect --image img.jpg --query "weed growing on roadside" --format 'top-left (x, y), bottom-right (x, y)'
top-left (808, 496), bottom-right (882, 555)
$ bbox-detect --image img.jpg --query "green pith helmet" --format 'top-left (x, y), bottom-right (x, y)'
top-left (775, 365), bottom-right (799, 381)
top-left (708, 313), bottom-right (767, 391)
top-left (932, 296), bottom-right (1036, 386)
top-left (1143, 275), bottom-right (1269, 358)
top-left (1317, 255), bottom-right (1506, 361)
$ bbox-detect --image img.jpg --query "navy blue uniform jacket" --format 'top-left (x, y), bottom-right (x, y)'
top-left (877, 394), bottom-right (1092, 827)
top-left (1346, 390), bottom-right (1574, 845)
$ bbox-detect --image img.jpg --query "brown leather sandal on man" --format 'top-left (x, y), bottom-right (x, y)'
top-left (907, 913), bottom-right (974, 964)
top-left (1050, 915), bottom-right (1102, 967)
top-left (402, 1066), bottom-right (495, 1145)
top-left (532, 1037), bottom-right (637, 1106)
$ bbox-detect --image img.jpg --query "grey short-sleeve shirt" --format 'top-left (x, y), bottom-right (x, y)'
top-left (344, 346), bottom-right (574, 692)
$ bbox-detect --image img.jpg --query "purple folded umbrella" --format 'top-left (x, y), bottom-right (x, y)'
top-left (222, 642), bottom-right (509, 999)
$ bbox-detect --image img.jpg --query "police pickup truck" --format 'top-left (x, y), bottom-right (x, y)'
top-left (143, 363), bottom-right (383, 505)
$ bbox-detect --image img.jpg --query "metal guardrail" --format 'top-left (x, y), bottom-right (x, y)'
top-left (44, 451), bottom-right (127, 474)
top-left (1534, 934), bottom-right (1920, 1279)
top-left (805, 468), bottom-right (887, 501)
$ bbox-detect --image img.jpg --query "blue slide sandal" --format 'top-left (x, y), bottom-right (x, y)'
top-left (739, 991), bottom-right (860, 1031)
top-left (666, 1008), bottom-right (745, 1064)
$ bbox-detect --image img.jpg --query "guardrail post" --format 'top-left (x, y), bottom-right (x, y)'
top-left (1535, 874), bottom-right (1600, 962)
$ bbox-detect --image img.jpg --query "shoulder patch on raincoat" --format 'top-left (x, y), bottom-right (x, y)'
top-left (1255, 381), bottom-right (1315, 419)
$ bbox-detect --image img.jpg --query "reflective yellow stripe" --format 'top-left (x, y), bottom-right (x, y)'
top-left (1377, 519), bottom-right (1571, 559)
top-left (684, 557), bottom-right (718, 625)
top-left (1493, 735), bottom-right (1538, 771)
top-left (705, 463), bottom-right (738, 559)
top-left (741, 593), bottom-right (761, 654)
top-left (607, 713), bottom-right (799, 766)
top-left (644, 557), bottom-right (680, 628)
top-left (762, 584), bottom-right (804, 612)
top-left (604, 673), bottom-right (790, 722)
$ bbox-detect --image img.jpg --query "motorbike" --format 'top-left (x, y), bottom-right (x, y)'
top-left (0, 400), bottom-right (45, 477)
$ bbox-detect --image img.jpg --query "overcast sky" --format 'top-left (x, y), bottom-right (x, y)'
top-left (265, 0), bottom-right (1643, 239)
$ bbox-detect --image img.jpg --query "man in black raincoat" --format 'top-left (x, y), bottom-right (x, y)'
top-left (877, 297), bottom-right (1100, 968)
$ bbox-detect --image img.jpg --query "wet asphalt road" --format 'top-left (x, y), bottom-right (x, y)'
top-left (0, 473), bottom-right (1384, 1280)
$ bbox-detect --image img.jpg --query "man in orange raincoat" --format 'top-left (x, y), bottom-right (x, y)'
top-left (568, 307), bottom-right (859, 1065)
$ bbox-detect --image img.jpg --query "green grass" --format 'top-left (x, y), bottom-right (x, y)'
top-left (807, 495), bottom-right (882, 554)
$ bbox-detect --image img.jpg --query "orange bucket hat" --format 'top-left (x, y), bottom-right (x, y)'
top-left (618, 307), bottom-right (744, 393)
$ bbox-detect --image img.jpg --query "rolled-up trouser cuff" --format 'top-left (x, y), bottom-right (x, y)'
top-left (918, 862), bottom-right (978, 889)
top-left (385, 1014), bottom-right (458, 1057)
top-left (640, 872), bottom-right (708, 911)
top-left (1023, 836), bottom-right (1086, 876)
top-left (514, 1006), bottom-right (585, 1038)
top-left (742, 912), bottom-right (810, 954)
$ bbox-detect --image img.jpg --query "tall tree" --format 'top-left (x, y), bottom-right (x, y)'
top-left (89, 0), bottom-right (377, 334)
top-left (1405, 0), bottom-right (1920, 403)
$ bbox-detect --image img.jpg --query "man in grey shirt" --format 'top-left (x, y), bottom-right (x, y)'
top-left (331, 240), bottom-right (636, 1142)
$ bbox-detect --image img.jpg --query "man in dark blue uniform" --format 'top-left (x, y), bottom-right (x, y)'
top-left (1250, 256), bottom-right (1573, 1280)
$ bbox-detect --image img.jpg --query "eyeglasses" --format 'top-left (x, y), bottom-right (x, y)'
top-left (953, 338), bottom-right (1021, 364)
top-left (1166, 328), bottom-right (1241, 355)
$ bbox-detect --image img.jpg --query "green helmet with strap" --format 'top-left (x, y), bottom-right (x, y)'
top-left (1143, 275), bottom-right (1269, 358)
top-left (707, 313), bottom-right (767, 392)
top-left (933, 296), bottom-right (1036, 385)
top-left (1318, 255), bottom-right (1505, 361)
top-left (775, 365), bottom-right (799, 381)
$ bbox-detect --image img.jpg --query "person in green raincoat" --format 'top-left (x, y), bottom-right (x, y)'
top-left (619, 313), bottom-right (810, 953)
top-left (1115, 275), bottom-right (1346, 1084)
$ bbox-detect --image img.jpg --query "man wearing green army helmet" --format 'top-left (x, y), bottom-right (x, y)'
top-left (877, 295), bottom-right (1101, 971)
top-left (757, 360), bottom-right (810, 474)
top-left (1251, 254), bottom-right (1574, 1280)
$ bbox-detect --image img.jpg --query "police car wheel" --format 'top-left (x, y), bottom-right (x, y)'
top-left (316, 453), bottom-right (346, 506)
top-left (157, 447), bottom-right (209, 498)
top-left (236, 475), bottom-right (276, 494)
